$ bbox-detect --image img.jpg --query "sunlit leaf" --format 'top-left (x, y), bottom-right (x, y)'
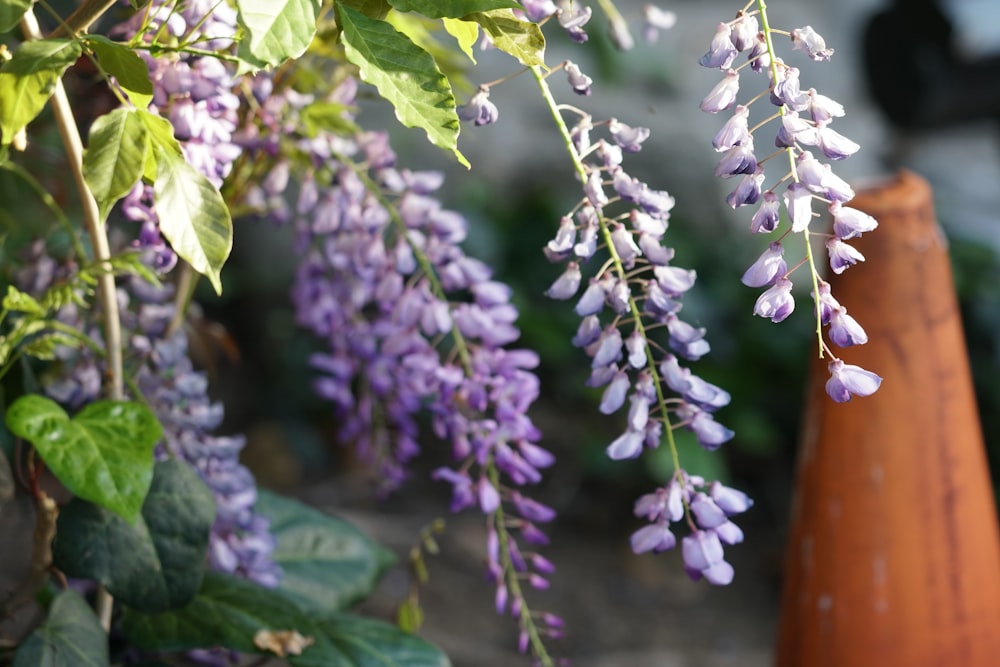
top-left (338, 5), bottom-right (468, 167)
top-left (469, 9), bottom-right (545, 67)
top-left (83, 108), bottom-right (148, 221)
top-left (442, 17), bottom-right (478, 63)
top-left (0, 39), bottom-right (82, 146)
top-left (0, 0), bottom-right (32, 34)
top-left (387, 0), bottom-right (520, 18)
top-left (83, 36), bottom-right (153, 109)
top-left (153, 148), bottom-right (233, 294)
top-left (235, 0), bottom-right (322, 67)
top-left (4, 395), bottom-right (161, 522)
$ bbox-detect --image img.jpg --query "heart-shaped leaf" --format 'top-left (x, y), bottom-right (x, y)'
top-left (53, 459), bottom-right (215, 612)
top-left (295, 614), bottom-right (451, 667)
top-left (5, 395), bottom-right (161, 522)
top-left (12, 590), bottom-right (109, 667)
top-left (257, 490), bottom-right (394, 613)
top-left (123, 573), bottom-right (451, 667)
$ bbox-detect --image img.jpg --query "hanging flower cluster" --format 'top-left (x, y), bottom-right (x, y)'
top-left (699, 4), bottom-right (882, 402)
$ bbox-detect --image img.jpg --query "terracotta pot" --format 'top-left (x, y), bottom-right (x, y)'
top-left (775, 171), bottom-right (1000, 666)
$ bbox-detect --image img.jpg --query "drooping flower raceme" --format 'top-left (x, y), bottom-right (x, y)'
top-left (525, 54), bottom-right (752, 583)
top-left (699, 3), bottom-right (882, 402)
top-left (243, 76), bottom-right (566, 659)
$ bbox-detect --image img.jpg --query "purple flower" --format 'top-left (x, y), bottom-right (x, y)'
top-left (831, 202), bottom-right (878, 239)
top-left (825, 359), bottom-right (882, 402)
top-left (729, 13), bottom-right (759, 52)
top-left (783, 182), bottom-right (814, 232)
top-left (754, 278), bottom-right (795, 322)
top-left (458, 87), bottom-right (499, 126)
top-left (715, 140), bottom-right (757, 178)
top-left (750, 191), bottom-right (781, 233)
top-left (726, 168), bottom-right (765, 208)
top-left (564, 61), bottom-right (593, 96)
top-left (631, 522), bottom-right (676, 553)
top-left (700, 22), bottom-right (738, 69)
top-left (545, 261), bottom-right (582, 299)
top-left (828, 307), bottom-right (869, 347)
top-left (682, 531), bottom-right (735, 585)
top-left (700, 70), bottom-right (740, 114)
top-left (557, 0), bottom-right (592, 42)
top-left (641, 5), bottom-right (677, 43)
top-left (741, 242), bottom-right (787, 287)
top-left (713, 104), bottom-right (750, 151)
top-left (791, 26), bottom-right (835, 61)
top-left (817, 123), bottom-right (860, 160)
top-left (609, 119), bottom-right (650, 152)
top-left (522, 0), bottom-right (557, 21)
top-left (826, 238), bottom-right (865, 274)
top-left (606, 429), bottom-right (644, 460)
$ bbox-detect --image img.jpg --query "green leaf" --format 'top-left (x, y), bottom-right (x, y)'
top-left (387, 0), bottom-right (520, 18)
top-left (124, 573), bottom-right (450, 667)
top-left (3, 285), bottom-right (45, 315)
top-left (123, 572), bottom-right (340, 658)
top-left (257, 490), bottom-right (394, 613)
top-left (338, 5), bottom-right (468, 167)
top-left (0, 39), bottom-right (83, 146)
top-left (300, 101), bottom-right (361, 138)
top-left (53, 459), bottom-right (215, 612)
top-left (292, 614), bottom-right (451, 667)
top-left (12, 590), bottom-right (110, 667)
top-left (136, 109), bottom-right (182, 182)
top-left (0, 0), bottom-right (32, 34)
top-left (338, 0), bottom-right (391, 19)
top-left (83, 108), bottom-right (148, 221)
top-left (83, 36), bottom-right (153, 109)
top-left (469, 9), bottom-right (545, 67)
top-left (4, 395), bottom-right (161, 522)
top-left (153, 148), bottom-right (233, 295)
top-left (442, 17), bottom-right (478, 63)
top-left (235, 0), bottom-right (322, 67)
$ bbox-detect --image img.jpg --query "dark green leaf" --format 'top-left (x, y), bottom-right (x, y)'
top-left (123, 572), bottom-right (346, 661)
top-left (387, 0), bottom-right (520, 18)
top-left (292, 614), bottom-right (450, 667)
top-left (4, 395), bottom-right (161, 522)
top-left (83, 108), bottom-right (148, 221)
top-left (0, 39), bottom-right (82, 146)
top-left (83, 36), bottom-right (153, 109)
top-left (469, 9), bottom-right (545, 67)
top-left (153, 147), bottom-right (233, 295)
top-left (235, 0), bottom-right (322, 67)
top-left (12, 590), bottom-right (109, 667)
top-left (338, 6), bottom-right (468, 167)
top-left (0, 0), bottom-right (32, 34)
top-left (53, 459), bottom-right (215, 612)
top-left (338, 0), bottom-right (391, 19)
top-left (257, 490), bottom-right (394, 613)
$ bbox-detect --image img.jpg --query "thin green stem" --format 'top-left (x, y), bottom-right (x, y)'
top-left (0, 162), bottom-right (88, 262)
top-left (530, 66), bottom-right (683, 476)
top-left (756, 0), bottom-right (826, 357)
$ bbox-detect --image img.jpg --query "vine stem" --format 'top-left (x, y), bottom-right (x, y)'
top-left (755, 0), bottom-right (826, 357)
top-left (21, 6), bottom-right (123, 632)
top-left (530, 65), bottom-right (684, 476)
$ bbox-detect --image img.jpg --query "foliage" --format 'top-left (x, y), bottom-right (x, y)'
top-left (0, 0), bottom-right (882, 666)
